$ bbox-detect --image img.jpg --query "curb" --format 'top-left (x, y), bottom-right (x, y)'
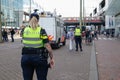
top-left (89, 41), bottom-right (98, 80)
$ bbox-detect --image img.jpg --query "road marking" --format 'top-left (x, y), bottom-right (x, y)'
top-left (108, 38), bottom-right (112, 40)
top-left (103, 38), bottom-right (107, 40)
top-left (98, 37), bottom-right (116, 41)
top-left (98, 38), bottom-right (102, 40)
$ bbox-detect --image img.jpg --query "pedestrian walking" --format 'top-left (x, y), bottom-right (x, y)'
top-left (85, 28), bottom-right (91, 44)
top-left (20, 25), bottom-right (25, 43)
top-left (94, 30), bottom-right (98, 40)
top-left (20, 25), bottom-right (25, 37)
top-left (67, 28), bottom-right (74, 50)
top-left (106, 30), bottom-right (110, 38)
top-left (10, 28), bottom-right (15, 42)
top-left (74, 25), bottom-right (83, 51)
top-left (21, 10), bottom-right (54, 80)
top-left (2, 29), bottom-right (8, 42)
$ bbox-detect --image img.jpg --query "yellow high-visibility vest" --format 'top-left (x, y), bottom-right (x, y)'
top-left (22, 26), bottom-right (47, 48)
top-left (75, 28), bottom-right (81, 36)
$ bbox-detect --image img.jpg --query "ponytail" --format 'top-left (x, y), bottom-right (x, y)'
top-left (29, 16), bottom-right (39, 30)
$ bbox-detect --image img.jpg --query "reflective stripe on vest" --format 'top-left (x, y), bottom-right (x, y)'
top-left (75, 28), bottom-right (81, 36)
top-left (23, 38), bottom-right (41, 41)
top-left (22, 27), bottom-right (44, 48)
top-left (23, 43), bottom-right (42, 47)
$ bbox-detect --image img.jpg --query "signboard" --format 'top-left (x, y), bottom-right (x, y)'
top-left (105, 15), bottom-right (115, 29)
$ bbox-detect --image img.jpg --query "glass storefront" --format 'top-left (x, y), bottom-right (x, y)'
top-left (1, 0), bottom-right (41, 28)
top-left (1, 0), bottom-right (23, 28)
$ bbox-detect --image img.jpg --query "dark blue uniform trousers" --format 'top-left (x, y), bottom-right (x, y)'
top-left (21, 54), bottom-right (48, 80)
top-left (75, 36), bottom-right (82, 51)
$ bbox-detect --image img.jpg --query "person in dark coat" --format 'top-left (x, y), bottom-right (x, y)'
top-left (2, 29), bottom-right (8, 42)
top-left (10, 28), bottom-right (15, 42)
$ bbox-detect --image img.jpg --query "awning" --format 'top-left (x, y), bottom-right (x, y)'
top-left (105, 0), bottom-right (120, 16)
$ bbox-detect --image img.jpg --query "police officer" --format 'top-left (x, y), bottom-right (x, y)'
top-left (74, 25), bottom-right (83, 51)
top-left (21, 10), bottom-right (54, 80)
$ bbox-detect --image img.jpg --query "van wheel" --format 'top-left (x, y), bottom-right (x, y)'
top-left (56, 43), bottom-right (60, 49)
top-left (56, 38), bottom-right (61, 49)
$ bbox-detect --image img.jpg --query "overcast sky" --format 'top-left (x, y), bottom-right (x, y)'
top-left (34, 0), bottom-right (100, 17)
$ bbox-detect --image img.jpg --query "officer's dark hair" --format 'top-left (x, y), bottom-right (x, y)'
top-left (30, 9), bottom-right (39, 21)
top-left (30, 13), bottom-right (39, 21)
top-left (34, 9), bottom-right (38, 12)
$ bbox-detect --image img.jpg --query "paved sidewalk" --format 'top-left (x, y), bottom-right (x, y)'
top-left (0, 39), bottom-right (23, 80)
top-left (95, 36), bottom-right (120, 80)
top-left (0, 38), bottom-right (98, 80)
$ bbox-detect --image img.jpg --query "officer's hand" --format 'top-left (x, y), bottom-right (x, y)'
top-left (50, 58), bottom-right (55, 69)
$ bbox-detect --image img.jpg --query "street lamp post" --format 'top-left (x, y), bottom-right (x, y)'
top-left (0, 0), bottom-right (2, 42)
top-left (4, 17), bottom-right (7, 28)
top-left (83, 0), bottom-right (85, 26)
top-left (30, 0), bottom-right (31, 15)
top-left (80, 0), bottom-right (82, 28)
